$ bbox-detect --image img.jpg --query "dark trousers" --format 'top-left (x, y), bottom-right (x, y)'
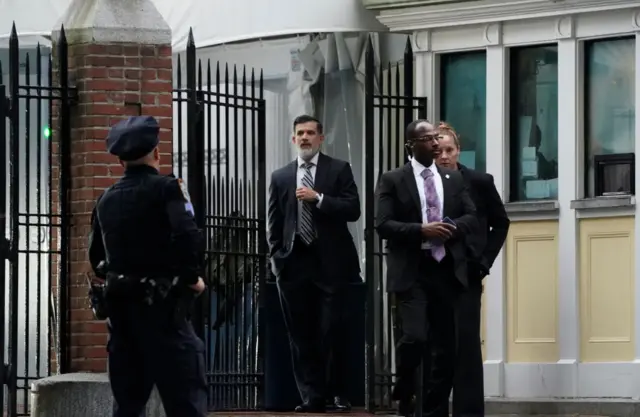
top-left (443, 277), bottom-right (484, 417)
top-left (394, 254), bottom-right (483, 417)
top-left (326, 299), bottom-right (349, 400)
top-left (277, 237), bottom-right (341, 406)
top-left (107, 301), bottom-right (207, 417)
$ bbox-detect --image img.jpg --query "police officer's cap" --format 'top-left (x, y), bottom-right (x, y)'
top-left (106, 116), bottom-right (160, 161)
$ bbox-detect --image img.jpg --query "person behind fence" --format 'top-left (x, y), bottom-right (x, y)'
top-left (88, 115), bottom-right (208, 417)
top-left (434, 121), bottom-right (510, 417)
top-left (374, 119), bottom-right (478, 417)
top-left (268, 115), bottom-right (361, 413)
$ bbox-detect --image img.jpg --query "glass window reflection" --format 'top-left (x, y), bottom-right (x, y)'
top-left (509, 45), bottom-right (559, 201)
top-left (585, 37), bottom-right (635, 197)
top-left (440, 51), bottom-right (487, 173)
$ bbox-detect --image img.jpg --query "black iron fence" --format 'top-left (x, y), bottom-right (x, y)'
top-left (0, 21), bottom-right (420, 415)
top-left (0, 24), bottom-right (73, 417)
top-left (173, 29), bottom-right (268, 411)
top-left (364, 37), bottom-right (426, 413)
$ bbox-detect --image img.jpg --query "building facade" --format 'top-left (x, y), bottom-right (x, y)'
top-left (365, 0), bottom-right (640, 400)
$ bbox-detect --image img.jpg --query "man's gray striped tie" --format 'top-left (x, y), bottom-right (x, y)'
top-left (299, 162), bottom-right (316, 245)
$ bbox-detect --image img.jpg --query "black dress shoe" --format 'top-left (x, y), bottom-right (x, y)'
top-left (295, 402), bottom-right (326, 413)
top-left (333, 396), bottom-right (351, 412)
top-left (397, 398), bottom-right (415, 417)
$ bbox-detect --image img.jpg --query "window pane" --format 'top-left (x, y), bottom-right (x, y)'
top-left (509, 45), bottom-right (559, 201)
top-left (585, 37), bottom-right (636, 197)
top-left (440, 51), bottom-right (487, 172)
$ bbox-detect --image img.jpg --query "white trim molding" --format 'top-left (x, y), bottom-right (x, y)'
top-left (483, 44), bottom-right (507, 397)
top-left (496, 362), bottom-right (640, 398)
top-left (376, 0), bottom-right (640, 32)
top-left (634, 32), bottom-right (640, 362)
top-left (555, 35), bottom-right (580, 397)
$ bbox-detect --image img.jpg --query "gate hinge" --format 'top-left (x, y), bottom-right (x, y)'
top-left (1, 97), bottom-right (9, 118)
top-left (0, 238), bottom-right (11, 260)
top-left (67, 87), bottom-right (79, 105)
top-left (2, 362), bottom-right (11, 386)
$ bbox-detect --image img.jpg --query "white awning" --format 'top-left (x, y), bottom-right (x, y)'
top-left (0, 0), bottom-right (386, 50)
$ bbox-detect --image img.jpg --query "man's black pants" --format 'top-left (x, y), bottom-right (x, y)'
top-left (277, 238), bottom-right (342, 407)
top-left (393, 254), bottom-right (484, 417)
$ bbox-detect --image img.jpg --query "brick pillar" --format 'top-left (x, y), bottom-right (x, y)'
top-left (51, 0), bottom-right (173, 372)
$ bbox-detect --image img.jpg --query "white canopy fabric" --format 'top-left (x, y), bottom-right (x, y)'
top-left (0, 0), bottom-right (386, 51)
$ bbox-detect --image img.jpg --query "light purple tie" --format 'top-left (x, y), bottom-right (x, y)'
top-left (421, 169), bottom-right (446, 262)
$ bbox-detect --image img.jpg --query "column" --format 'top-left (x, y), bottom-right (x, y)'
top-left (556, 19), bottom-right (579, 395)
top-left (412, 30), bottom-right (436, 122)
top-left (633, 29), bottom-right (640, 362)
top-left (484, 26), bottom-right (506, 396)
top-left (52, 0), bottom-right (173, 372)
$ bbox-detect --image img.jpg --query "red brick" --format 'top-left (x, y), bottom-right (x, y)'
top-left (108, 68), bottom-right (124, 78)
top-left (85, 79), bottom-right (126, 92)
top-left (50, 41), bottom-right (173, 373)
top-left (125, 69), bottom-right (141, 79)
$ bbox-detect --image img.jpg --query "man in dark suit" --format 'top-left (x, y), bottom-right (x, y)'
top-left (434, 121), bottom-right (510, 417)
top-left (375, 119), bottom-right (478, 417)
top-left (268, 115), bottom-right (361, 413)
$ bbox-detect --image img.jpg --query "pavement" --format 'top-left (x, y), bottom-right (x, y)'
top-left (207, 414), bottom-right (613, 417)
top-left (206, 398), bottom-right (640, 417)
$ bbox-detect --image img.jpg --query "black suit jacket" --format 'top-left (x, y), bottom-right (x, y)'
top-left (458, 164), bottom-right (510, 278)
top-left (267, 152), bottom-right (361, 288)
top-left (375, 163), bottom-right (478, 293)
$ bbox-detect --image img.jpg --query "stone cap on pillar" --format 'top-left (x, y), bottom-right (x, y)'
top-left (51, 0), bottom-right (172, 45)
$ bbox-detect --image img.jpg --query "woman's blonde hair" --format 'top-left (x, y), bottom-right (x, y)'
top-left (437, 121), bottom-right (460, 148)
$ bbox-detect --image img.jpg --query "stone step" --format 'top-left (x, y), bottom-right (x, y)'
top-left (30, 373), bottom-right (639, 417)
top-left (484, 398), bottom-right (640, 417)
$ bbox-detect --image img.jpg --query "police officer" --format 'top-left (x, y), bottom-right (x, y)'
top-left (88, 116), bottom-right (208, 417)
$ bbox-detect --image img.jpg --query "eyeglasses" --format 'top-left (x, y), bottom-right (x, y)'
top-left (411, 134), bottom-right (439, 143)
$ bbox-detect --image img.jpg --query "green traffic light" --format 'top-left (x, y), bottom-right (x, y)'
top-left (43, 127), bottom-right (51, 138)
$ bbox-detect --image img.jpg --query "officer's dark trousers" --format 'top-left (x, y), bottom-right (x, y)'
top-left (107, 298), bottom-right (207, 417)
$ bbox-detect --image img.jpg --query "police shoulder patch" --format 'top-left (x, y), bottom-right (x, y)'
top-left (177, 178), bottom-right (195, 216)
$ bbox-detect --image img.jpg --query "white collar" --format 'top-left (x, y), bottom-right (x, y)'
top-left (410, 156), bottom-right (437, 177)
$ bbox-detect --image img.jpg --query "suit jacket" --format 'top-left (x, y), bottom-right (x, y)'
top-left (375, 162), bottom-right (478, 293)
top-left (267, 152), bottom-right (361, 289)
top-left (458, 163), bottom-right (510, 278)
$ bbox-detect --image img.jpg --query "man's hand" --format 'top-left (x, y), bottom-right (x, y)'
top-left (471, 261), bottom-right (489, 280)
top-left (421, 222), bottom-right (456, 240)
top-left (296, 187), bottom-right (318, 202)
top-left (189, 277), bottom-right (206, 294)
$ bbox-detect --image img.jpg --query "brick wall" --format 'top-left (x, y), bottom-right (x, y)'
top-left (51, 41), bottom-right (174, 372)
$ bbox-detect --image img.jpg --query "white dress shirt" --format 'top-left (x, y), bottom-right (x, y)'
top-left (410, 157), bottom-right (444, 249)
top-left (296, 152), bottom-right (324, 234)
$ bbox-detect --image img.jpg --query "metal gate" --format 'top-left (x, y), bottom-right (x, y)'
top-left (0, 24), bottom-right (73, 416)
top-left (173, 30), bottom-right (268, 411)
top-left (364, 36), bottom-right (427, 413)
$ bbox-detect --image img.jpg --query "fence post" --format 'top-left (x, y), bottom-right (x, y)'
top-left (57, 25), bottom-right (72, 376)
top-left (364, 36), bottom-right (376, 413)
top-left (7, 23), bottom-right (20, 417)
top-left (0, 83), bottom-right (7, 415)
top-left (185, 29), bottom-right (207, 342)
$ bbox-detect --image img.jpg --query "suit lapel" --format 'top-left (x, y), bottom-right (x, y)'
top-left (438, 166), bottom-right (454, 217)
top-left (401, 163), bottom-right (422, 217)
top-left (314, 153), bottom-right (330, 193)
top-left (287, 161), bottom-right (298, 213)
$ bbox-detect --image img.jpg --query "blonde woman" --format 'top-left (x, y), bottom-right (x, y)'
top-left (432, 121), bottom-right (510, 417)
